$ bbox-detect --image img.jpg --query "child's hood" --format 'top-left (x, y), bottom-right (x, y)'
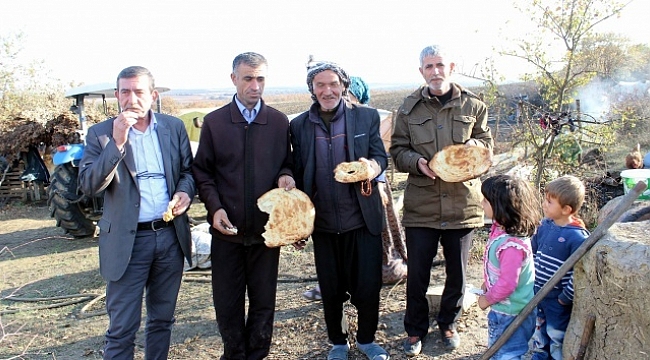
top-left (568, 217), bottom-right (586, 229)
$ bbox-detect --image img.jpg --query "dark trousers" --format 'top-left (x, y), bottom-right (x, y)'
top-left (312, 227), bottom-right (383, 345)
top-left (211, 237), bottom-right (280, 360)
top-left (403, 227), bottom-right (474, 339)
top-left (104, 226), bottom-right (184, 360)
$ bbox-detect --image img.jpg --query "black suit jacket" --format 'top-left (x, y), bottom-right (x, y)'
top-left (79, 113), bottom-right (195, 281)
top-left (290, 102), bottom-right (387, 235)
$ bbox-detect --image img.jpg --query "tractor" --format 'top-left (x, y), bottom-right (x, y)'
top-left (48, 83), bottom-right (169, 237)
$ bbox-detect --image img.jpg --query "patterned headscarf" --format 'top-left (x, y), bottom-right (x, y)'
top-left (348, 76), bottom-right (370, 105)
top-left (306, 61), bottom-right (351, 102)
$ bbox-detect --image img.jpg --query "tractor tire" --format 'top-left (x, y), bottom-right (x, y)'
top-left (47, 163), bottom-right (96, 238)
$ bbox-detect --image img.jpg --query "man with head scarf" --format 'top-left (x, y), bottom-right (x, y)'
top-left (302, 74), bottom-right (407, 302)
top-left (290, 62), bottom-right (389, 360)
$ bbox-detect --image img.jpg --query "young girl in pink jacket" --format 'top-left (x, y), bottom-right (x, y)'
top-left (477, 174), bottom-right (542, 359)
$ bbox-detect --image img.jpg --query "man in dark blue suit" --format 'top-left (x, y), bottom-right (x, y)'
top-left (290, 62), bottom-right (389, 360)
top-left (79, 66), bottom-right (195, 359)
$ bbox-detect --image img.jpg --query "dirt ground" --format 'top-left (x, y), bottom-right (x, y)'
top-left (0, 191), bottom-right (498, 360)
top-left (4, 87), bottom-right (634, 359)
top-left (0, 87), bottom-right (501, 359)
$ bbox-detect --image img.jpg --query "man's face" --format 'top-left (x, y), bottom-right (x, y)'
top-left (115, 75), bottom-right (157, 118)
top-left (231, 63), bottom-right (266, 108)
top-left (419, 54), bottom-right (455, 96)
top-left (312, 70), bottom-right (344, 111)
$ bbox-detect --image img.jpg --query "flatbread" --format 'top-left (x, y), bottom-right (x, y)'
top-left (162, 198), bottom-right (178, 222)
top-left (428, 144), bottom-right (492, 182)
top-left (333, 161), bottom-right (374, 183)
top-left (257, 188), bottom-right (315, 247)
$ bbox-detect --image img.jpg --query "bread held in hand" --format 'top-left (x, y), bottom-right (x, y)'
top-left (257, 188), bottom-right (315, 248)
top-left (428, 144), bottom-right (492, 183)
top-left (162, 198), bottom-right (178, 222)
top-left (333, 161), bottom-right (374, 183)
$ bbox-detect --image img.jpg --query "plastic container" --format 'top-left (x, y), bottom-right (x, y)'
top-left (620, 169), bottom-right (650, 200)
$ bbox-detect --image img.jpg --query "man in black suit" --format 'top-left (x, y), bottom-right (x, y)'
top-left (290, 62), bottom-right (389, 360)
top-left (79, 66), bottom-right (195, 359)
top-left (192, 52), bottom-right (295, 360)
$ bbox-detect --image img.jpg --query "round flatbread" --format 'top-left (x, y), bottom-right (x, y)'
top-left (333, 161), bottom-right (374, 183)
top-left (257, 188), bottom-right (315, 248)
top-left (429, 144), bottom-right (492, 183)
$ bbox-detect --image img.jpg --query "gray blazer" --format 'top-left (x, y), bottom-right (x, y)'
top-left (79, 113), bottom-right (195, 281)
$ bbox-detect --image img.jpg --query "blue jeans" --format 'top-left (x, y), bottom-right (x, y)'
top-left (531, 296), bottom-right (572, 360)
top-left (487, 309), bottom-right (536, 360)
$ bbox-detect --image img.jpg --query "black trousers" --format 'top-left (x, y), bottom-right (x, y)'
top-left (211, 237), bottom-right (280, 360)
top-left (312, 227), bottom-right (383, 345)
top-left (403, 227), bottom-right (474, 339)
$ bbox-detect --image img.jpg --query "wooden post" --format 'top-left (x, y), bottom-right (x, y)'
top-left (33, 182), bottom-right (44, 201)
top-left (390, 110), bottom-right (397, 183)
top-left (573, 314), bottom-right (596, 360)
top-left (480, 181), bottom-right (648, 359)
top-left (576, 99), bottom-right (582, 133)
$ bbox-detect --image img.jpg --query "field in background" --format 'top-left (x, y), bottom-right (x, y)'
top-left (172, 87), bottom-right (416, 117)
top-left (174, 87), bottom-right (417, 144)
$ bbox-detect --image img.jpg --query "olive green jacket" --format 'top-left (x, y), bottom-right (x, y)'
top-left (390, 83), bottom-right (493, 229)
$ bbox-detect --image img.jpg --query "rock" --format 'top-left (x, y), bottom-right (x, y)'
top-left (563, 221), bottom-right (650, 359)
top-left (426, 284), bottom-right (478, 314)
top-left (597, 196), bottom-right (650, 224)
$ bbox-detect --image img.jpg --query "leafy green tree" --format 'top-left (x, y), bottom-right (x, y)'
top-left (1, 32), bottom-right (32, 115)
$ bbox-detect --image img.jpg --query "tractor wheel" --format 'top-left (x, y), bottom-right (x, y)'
top-left (47, 163), bottom-right (96, 238)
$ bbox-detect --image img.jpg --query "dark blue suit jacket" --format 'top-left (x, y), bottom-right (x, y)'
top-left (290, 102), bottom-right (387, 235)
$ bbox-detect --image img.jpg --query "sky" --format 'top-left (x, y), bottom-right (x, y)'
top-left (1, 0), bottom-right (648, 91)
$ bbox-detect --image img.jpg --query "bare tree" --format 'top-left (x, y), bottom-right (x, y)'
top-left (626, 43), bottom-right (650, 80)
top-left (500, 0), bottom-right (632, 186)
top-left (0, 32), bottom-right (67, 125)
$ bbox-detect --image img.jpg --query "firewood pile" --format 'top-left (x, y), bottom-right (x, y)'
top-left (0, 109), bottom-right (108, 163)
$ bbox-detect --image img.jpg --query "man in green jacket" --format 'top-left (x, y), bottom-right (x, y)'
top-left (390, 44), bottom-right (493, 356)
